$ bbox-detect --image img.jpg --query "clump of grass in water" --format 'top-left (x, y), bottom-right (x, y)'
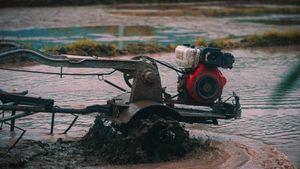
top-left (196, 30), bottom-right (300, 49)
top-left (0, 41), bottom-right (34, 64)
top-left (111, 6), bottom-right (300, 17)
top-left (195, 37), bottom-right (207, 47)
top-left (195, 37), bottom-right (241, 49)
top-left (46, 39), bottom-right (174, 57)
top-left (124, 43), bottom-right (174, 54)
top-left (46, 39), bottom-right (123, 56)
top-left (242, 30), bottom-right (300, 47)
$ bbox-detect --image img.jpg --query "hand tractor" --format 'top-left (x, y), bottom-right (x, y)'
top-left (0, 40), bottom-right (241, 149)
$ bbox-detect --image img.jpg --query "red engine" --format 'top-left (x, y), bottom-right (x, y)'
top-left (175, 45), bottom-right (234, 106)
top-left (185, 64), bottom-right (226, 105)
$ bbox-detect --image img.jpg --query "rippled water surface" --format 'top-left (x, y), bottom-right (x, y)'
top-left (0, 47), bottom-right (300, 167)
top-left (0, 25), bottom-right (204, 49)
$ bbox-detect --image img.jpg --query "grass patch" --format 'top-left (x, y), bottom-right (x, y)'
top-left (46, 39), bottom-right (175, 57)
top-left (124, 43), bottom-right (174, 54)
top-left (0, 42), bottom-right (34, 65)
top-left (242, 30), bottom-right (300, 47)
top-left (111, 6), bottom-right (300, 17)
top-left (196, 30), bottom-right (300, 49)
top-left (46, 39), bottom-right (123, 56)
top-left (2, 30), bottom-right (299, 65)
top-left (237, 18), bottom-right (300, 25)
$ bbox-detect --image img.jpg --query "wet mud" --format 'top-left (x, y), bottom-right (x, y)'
top-left (0, 115), bottom-right (197, 168)
top-left (0, 116), bottom-right (296, 169)
top-left (80, 115), bottom-right (196, 164)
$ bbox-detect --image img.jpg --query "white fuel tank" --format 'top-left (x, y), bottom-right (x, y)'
top-left (175, 45), bottom-right (200, 69)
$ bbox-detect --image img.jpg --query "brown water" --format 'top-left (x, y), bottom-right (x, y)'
top-left (0, 47), bottom-right (300, 167)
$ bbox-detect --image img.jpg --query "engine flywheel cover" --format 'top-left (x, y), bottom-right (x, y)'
top-left (196, 76), bottom-right (219, 99)
top-left (185, 64), bottom-right (226, 105)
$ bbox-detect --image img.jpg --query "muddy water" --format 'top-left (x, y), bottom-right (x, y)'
top-left (1, 47), bottom-right (300, 167)
top-left (0, 25), bottom-right (204, 49)
top-left (1, 5), bottom-right (299, 50)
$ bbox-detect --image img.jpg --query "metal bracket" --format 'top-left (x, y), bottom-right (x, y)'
top-left (63, 114), bottom-right (78, 134)
top-left (5, 121), bottom-right (26, 152)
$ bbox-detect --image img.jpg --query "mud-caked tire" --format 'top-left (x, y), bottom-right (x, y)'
top-left (81, 114), bottom-right (193, 164)
top-left (125, 114), bottom-right (191, 161)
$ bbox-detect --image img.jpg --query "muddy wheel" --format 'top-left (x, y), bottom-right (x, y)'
top-left (124, 114), bottom-right (191, 161)
top-left (81, 114), bottom-right (193, 163)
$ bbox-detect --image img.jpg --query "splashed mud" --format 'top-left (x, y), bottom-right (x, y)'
top-left (0, 116), bottom-right (296, 169)
top-left (80, 115), bottom-right (196, 164)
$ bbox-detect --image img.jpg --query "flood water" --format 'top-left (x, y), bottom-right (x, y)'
top-left (0, 47), bottom-right (299, 167)
top-left (0, 25), bottom-right (203, 49)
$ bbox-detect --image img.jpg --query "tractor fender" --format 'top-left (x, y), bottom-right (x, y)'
top-left (117, 100), bottom-right (181, 124)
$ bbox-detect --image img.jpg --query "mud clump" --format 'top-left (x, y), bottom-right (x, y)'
top-left (0, 152), bottom-right (26, 168)
top-left (0, 140), bottom-right (48, 169)
top-left (80, 115), bottom-right (198, 164)
top-left (0, 115), bottom-right (198, 168)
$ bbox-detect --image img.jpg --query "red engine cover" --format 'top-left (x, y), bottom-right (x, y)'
top-left (186, 64), bottom-right (226, 106)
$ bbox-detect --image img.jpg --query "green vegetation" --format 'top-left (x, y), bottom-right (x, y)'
top-left (47, 30), bottom-right (300, 57)
top-left (46, 39), bottom-right (174, 57)
top-left (2, 30), bottom-right (300, 65)
top-left (196, 30), bottom-right (300, 49)
top-left (124, 43), bottom-right (174, 54)
top-left (238, 18), bottom-right (300, 25)
top-left (111, 6), bottom-right (300, 17)
top-left (0, 42), bottom-right (34, 65)
top-left (46, 39), bottom-right (123, 56)
top-left (0, 56), bottom-right (32, 66)
top-left (242, 30), bottom-right (300, 47)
